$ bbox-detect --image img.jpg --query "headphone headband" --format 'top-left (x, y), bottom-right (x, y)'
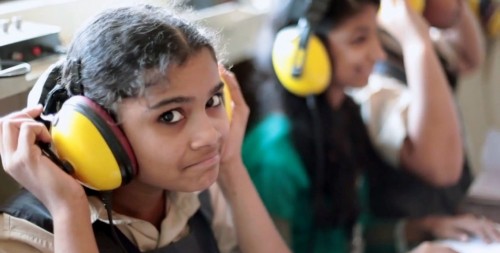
top-left (272, 0), bottom-right (333, 97)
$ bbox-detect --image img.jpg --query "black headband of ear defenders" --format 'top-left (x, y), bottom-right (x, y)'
top-left (28, 58), bottom-right (85, 116)
top-left (286, 0), bottom-right (332, 28)
top-left (27, 60), bottom-right (64, 109)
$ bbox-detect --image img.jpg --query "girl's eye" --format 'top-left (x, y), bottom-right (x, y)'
top-left (159, 110), bottom-right (184, 124)
top-left (352, 35), bottom-right (367, 45)
top-left (207, 93), bottom-right (223, 108)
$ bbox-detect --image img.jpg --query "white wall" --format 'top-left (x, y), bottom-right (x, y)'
top-left (0, 0), bottom-right (168, 44)
top-left (0, 0), bottom-right (266, 63)
top-left (457, 38), bottom-right (500, 175)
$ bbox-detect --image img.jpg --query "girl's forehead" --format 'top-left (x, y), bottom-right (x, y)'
top-left (328, 5), bottom-right (377, 34)
top-left (147, 51), bottom-right (218, 89)
top-left (141, 53), bottom-right (220, 102)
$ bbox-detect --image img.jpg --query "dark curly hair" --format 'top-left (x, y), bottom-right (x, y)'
top-left (60, 4), bottom-right (219, 117)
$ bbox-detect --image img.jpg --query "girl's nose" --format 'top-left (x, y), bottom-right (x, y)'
top-left (372, 37), bottom-right (387, 62)
top-left (189, 116), bottom-right (222, 150)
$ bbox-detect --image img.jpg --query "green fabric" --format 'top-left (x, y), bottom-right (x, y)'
top-left (242, 113), bottom-right (350, 253)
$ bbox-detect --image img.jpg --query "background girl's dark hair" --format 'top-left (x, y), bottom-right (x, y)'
top-left (60, 4), bottom-right (219, 116)
top-left (246, 0), bottom-right (380, 231)
top-left (287, 0), bottom-right (381, 232)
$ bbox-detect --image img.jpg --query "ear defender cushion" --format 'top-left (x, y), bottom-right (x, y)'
top-left (50, 96), bottom-right (138, 191)
top-left (272, 26), bottom-right (331, 97)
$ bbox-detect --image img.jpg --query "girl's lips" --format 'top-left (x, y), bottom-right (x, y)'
top-left (184, 153), bottom-right (220, 171)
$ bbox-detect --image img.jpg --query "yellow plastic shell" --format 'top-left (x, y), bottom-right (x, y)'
top-left (408, 0), bottom-right (425, 14)
top-left (223, 82), bottom-right (233, 120)
top-left (51, 107), bottom-right (123, 190)
top-left (272, 27), bottom-right (331, 97)
top-left (379, 0), bottom-right (425, 15)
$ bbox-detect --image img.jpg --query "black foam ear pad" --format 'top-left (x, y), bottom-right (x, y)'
top-left (51, 96), bottom-right (137, 190)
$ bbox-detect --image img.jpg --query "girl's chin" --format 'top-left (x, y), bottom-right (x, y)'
top-left (348, 78), bottom-right (370, 88)
top-left (187, 170), bottom-right (219, 192)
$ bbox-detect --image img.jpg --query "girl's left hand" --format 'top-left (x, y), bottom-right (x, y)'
top-left (423, 214), bottom-right (500, 243)
top-left (218, 64), bottom-right (249, 167)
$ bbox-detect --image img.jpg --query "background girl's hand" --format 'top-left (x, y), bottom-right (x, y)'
top-left (378, 0), bottom-right (431, 46)
top-left (422, 214), bottom-right (500, 243)
top-left (218, 65), bottom-right (249, 167)
top-left (0, 106), bottom-right (86, 214)
top-left (410, 242), bottom-right (458, 253)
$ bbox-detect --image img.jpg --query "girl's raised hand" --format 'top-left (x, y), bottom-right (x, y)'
top-left (218, 65), bottom-right (249, 167)
top-left (378, 0), bottom-right (431, 46)
top-left (0, 106), bottom-right (86, 214)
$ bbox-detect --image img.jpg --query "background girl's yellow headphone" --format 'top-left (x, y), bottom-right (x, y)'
top-left (271, 0), bottom-right (332, 97)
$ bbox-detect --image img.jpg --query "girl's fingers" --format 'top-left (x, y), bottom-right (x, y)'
top-left (219, 65), bottom-right (249, 139)
top-left (452, 214), bottom-right (500, 243)
top-left (1, 114), bottom-right (50, 155)
top-left (3, 105), bottom-right (44, 121)
top-left (17, 121), bottom-right (51, 158)
top-left (218, 64), bottom-right (249, 162)
top-left (3, 121), bottom-right (48, 174)
top-left (478, 217), bottom-right (500, 243)
top-left (219, 64), bottom-right (249, 117)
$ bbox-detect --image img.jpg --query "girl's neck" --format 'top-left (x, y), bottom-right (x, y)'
top-left (111, 182), bottom-right (167, 230)
top-left (327, 84), bottom-right (346, 109)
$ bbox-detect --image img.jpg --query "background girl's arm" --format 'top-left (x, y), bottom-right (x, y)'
top-left (439, 0), bottom-right (485, 74)
top-left (379, 0), bottom-right (463, 186)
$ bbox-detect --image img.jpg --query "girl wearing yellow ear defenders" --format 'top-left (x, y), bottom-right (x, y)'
top-left (242, 0), bottom-right (466, 252)
top-left (0, 4), bottom-right (291, 253)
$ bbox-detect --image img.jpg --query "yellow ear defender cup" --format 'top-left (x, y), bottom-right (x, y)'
top-left (408, 0), bottom-right (425, 14)
top-left (223, 82), bottom-right (233, 120)
top-left (488, 9), bottom-right (500, 38)
top-left (468, 0), bottom-right (500, 38)
top-left (50, 96), bottom-right (138, 191)
top-left (378, 0), bottom-right (425, 16)
top-left (272, 26), bottom-right (331, 97)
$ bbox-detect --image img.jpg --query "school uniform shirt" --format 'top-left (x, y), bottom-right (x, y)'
top-left (0, 183), bottom-right (238, 253)
top-left (347, 73), bottom-right (411, 167)
top-left (348, 66), bottom-right (472, 253)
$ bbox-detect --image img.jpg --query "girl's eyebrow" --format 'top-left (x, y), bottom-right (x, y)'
top-left (148, 81), bottom-right (224, 109)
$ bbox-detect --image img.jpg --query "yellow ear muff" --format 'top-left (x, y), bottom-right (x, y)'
top-left (468, 0), bottom-right (500, 38)
top-left (379, 0), bottom-right (425, 15)
top-left (50, 96), bottom-right (137, 191)
top-left (408, 0), bottom-right (426, 14)
top-left (272, 26), bottom-right (331, 97)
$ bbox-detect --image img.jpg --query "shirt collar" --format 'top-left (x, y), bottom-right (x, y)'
top-left (87, 190), bottom-right (201, 250)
